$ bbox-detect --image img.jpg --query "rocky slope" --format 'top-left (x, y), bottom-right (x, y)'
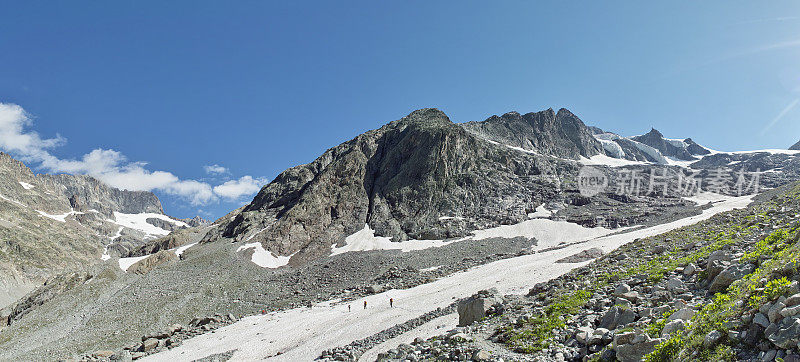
top-left (370, 182), bottom-right (800, 361)
top-left (0, 152), bottom-right (190, 309)
top-left (791, 140), bottom-right (800, 151)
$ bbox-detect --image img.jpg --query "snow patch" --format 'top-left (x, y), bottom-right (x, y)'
top-left (438, 216), bottom-right (465, 221)
top-left (110, 212), bottom-right (186, 238)
top-left (419, 265), bottom-right (442, 272)
top-left (629, 139), bottom-right (669, 164)
top-left (118, 255), bottom-right (149, 272)
top-left (579, 154), bottom-right (645, 167)
top-left (682, 192), bottom-right (733, 205)
top-left (18, 181), bottom-right (34, 190)
top-left (527, 203), bottom-right (553, 218)
top-left (237, 242), bottom-right (292, 268)
top-left (100, 246), bottom-right (111, 261)
top-left (36, 209), bottom-right (83, 222)
top-left (0, 193), bottom-right (25, 207)
top-left (175, 243), bottom-right (197, 257)
top-left (331, 224), bottom-right (456, 255)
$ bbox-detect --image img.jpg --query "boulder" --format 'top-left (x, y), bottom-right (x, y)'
top-left (769, 302), bottom-right (786, 323)
top-left (575, 326), bottom-right (594, 344)
top-left (709, 263), bottom-right (755, 293)
top-left (614, 335), bottom-right (664, 362)
top-left (613, 284), bottom-right (631, 297)
top-left (666, 278), bottom-right (687, 293)
top-left (707, 250), bottom-right (732, 268)
top-left (668, 308), bottom-right (695, 322)
top-left (91, 350), bottom-right (115, 358)
top-left (141, 338), bottom-right (159, 352)
top-left (781, 305), bottom-right (800, 318)
top-left (661, 319), bottom-right (686, 338)
top-left (703, 330), bottom-right (722, 347)
top-left (706, 260), bottom-right (729, 282)
top-left (457, 292), bottom-right (503, 327)
top-left (599, 306), bottom-right (636, 330)
top-left (683, 263), bottom-right (696, 276)
top-left (753, 313), bottom-right (770, 328)
top-left (768, 317), bottom-right (800, 349)
top-left (189, 316), bottom-right (219, 327)
top-left (166, 324), bottom-right (183, 335)
top-left (367, 285), bottom-right (384, 294)
top-left (785, 293), bottom-right (800, 307)
top-left (472, 350), bottom-right (491, 361)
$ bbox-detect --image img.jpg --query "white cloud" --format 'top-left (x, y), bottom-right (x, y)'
top-left (0, 102), bottom-right (265, 206)
top-left (213, 175), bottom-right (266, 200)
top-left (204, 164), bottom-right (229, 175)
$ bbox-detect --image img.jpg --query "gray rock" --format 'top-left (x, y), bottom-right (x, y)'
top-left (785, 293), bottom-right (800, 307)
top-left (575, 326), bottom-right (593, 344)
top-left (709, 263), bottom-right (756, 293)
top-left (781, 305), bottom-right (800, 318)
top-left (703, 330), bottom-right (722, 348)
top-left (768, 318), bottom-right (800, 349)
top-left (456, 293), bottom-right (503, 327)
top-left (769, 302), bottom-right (786, 323)
top-left (661, 319), bottom-right (686, 338)
top-left (141, 338), bottom-right (158, 352)
top-left (613, 284), bottom-right (631, 297)
top-left (614, 336), bottom-right (664, 362)
top-left (668, 308), bottom-right (695, 322)
top-left (599, 306), bottom-right (636, 330)
top-left (472, 350), bottom-right (491, 361)
top-left (754, 313), bottom-right (771, 328)
top-left (683, 263), bottom-right (696, 276)
top-left (666, 278), bottom-right (687, 293)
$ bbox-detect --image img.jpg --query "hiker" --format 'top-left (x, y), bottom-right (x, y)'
top-left (390, 298), bottom-right (393, 308)
top-left (348, 305), bottom-right (351, 312)
top-left (364, 300), bottom-right (367, 309)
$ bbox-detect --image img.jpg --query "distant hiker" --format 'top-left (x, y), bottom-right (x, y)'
top-left (364, 300), bottom-right (367, 309)
top-left (390, 298), bottom-right (394, 308)
top-left (348, 305), bottom-right (351, 312)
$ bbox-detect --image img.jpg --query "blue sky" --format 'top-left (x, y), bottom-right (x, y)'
top-left (1, 1), bottom-right (800, 218)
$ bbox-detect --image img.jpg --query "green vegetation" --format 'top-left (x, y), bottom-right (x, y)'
top-left (645, 309), bottom-right (675, 338)
top-left (749, 276), bottom-right (791, 308)
top-left (644, 335), bottom-right (684, 362)
top-left (500, 290), bottom-right (592, 353)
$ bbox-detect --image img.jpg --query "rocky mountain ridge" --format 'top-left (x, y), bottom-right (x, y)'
top-left (0, 152), bottom-right (191, 309)
top-left (199, 107), bottom-right (800, 269)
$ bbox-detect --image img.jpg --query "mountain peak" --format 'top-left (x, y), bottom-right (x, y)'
top-left (398, 108), bottom-right (452, 126)
top-left (791, 140), bottom-right (800, 150)
top-left (644, 128), bottom-right (664, 138)
top-left (461, 107), bottom-right (603, 159)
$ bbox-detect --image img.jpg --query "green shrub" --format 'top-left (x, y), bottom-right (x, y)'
top-left (749, 277), bottom-right (791, 308)
top-left (644, 335), bottom-right (684, 362)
